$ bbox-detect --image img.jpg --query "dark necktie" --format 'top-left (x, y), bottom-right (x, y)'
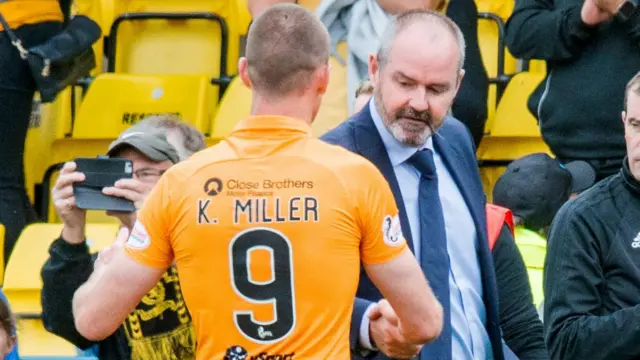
top-left (406, 149), bottom-right (452, 360)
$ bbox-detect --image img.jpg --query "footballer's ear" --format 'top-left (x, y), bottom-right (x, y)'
top-left (239, 57), bottom-right (252, 89)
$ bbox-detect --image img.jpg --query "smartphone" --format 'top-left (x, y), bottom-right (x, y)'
top-left (72, 157), bottom-right (136, 212)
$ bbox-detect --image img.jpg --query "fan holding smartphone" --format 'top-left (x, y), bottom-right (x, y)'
top-left (53, 126), bottom-right (180, 236)
top-left (42, 117), bottom-right (207, 359)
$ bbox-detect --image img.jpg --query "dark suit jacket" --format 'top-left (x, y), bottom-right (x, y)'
top-left (321, 106), bottom-right (506, 360)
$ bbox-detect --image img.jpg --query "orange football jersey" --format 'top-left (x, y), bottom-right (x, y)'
top-left (125, 116), bottom-right (407, 359)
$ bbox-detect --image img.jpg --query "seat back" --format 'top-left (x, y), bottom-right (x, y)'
top-left (209, 53), bottom-right (349, 142)
top-left (477, 71), bottom-right (551, 198)
top-left (109, 0), bottom-right (240, 77)
top-left (72, 73), bottom-right (214, 139)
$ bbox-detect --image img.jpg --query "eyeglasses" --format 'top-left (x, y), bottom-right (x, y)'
top-left (134, 168), bottom-right (167, 182)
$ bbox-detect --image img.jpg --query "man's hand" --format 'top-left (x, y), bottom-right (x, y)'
top-left (369, 299), bottom-right (423, 359)
top-left (52, 161), bottom-right (87, 244)
top-left (582, 0), bottom-right (624, 25)
top-left (102, 179), bottom-right (153, 230)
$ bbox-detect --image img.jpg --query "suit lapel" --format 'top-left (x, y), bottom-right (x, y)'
top-left (434, 129), bottom-right (504, 360)
top-left (352, 110), bottom-right (415, 253)
top-left (433, 133), bottom-right (485, 236)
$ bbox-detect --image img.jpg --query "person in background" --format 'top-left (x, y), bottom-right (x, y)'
top-left (544, 71), bottom-right (640, 360)
top-left (137, 114), bottom-right (206, 160)
top-left (0, 290), bottom-right (17, 360)
top-left (353, 79), bottom-right (374, 115)
top-left (349, 61), bottom-right (547, 360)
top-left (505, 0), bottom-right (640, 180)
top-left (493, 153), bottom-right (596, 311)
top-left (0, 0), bottom-right (65, 266)
top-left (323, 9), bottom-right (515, 360)
top-left (485, 203), bottom-right (548, 359)
top-left (317, 0), bottom-right (490, 147)
top-left (42, 118), bottom-right (206, 360)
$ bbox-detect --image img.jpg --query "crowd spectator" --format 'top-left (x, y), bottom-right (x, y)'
top-left (317, 0), bottom-right (490, 146)
top-left (505, 0), bottom-right (640, 180)
top-left (345, 40), bottom-right (547, 359)
top-left (544, 72), bottom-right (640, 360)
top-left (485, 204), bottom-right (548, 359)
top-left (494, 153), bottom-right (596, 310)
top-left (323, 9), bottom-right (517, 360)
top-left (0, 290), bottom-right (17, 360)
top-left (42, 117), bottom-right (205, 360)
top-left (0, 0), bottom-right (65, 265)
top-left (353, 79), bottom-right (374, 115)
top-left (70, 5), bottom-right (442, 358)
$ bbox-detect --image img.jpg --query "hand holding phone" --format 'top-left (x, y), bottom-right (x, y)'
top-left (52, 161), bottom-right (88, 244)
top-left (72, 157), bottom-right (136, 213)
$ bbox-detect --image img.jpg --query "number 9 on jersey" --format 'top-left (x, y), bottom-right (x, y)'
top-left (229, 227), bottom-right (296, 343)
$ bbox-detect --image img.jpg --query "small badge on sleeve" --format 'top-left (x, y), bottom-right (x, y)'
top-left (382, 214), bottom-right (404, 247)
top-left (126, 221), bottom-right (150, 250)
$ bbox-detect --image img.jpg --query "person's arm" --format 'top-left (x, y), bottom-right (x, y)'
top-left (41, 236), bottom-right (99, 349)
top-left (544, 202), bottom-right (640, 360)
top-left (505, 0), bottom-right (598, 60)
top-left (492, 225), bottom-right (548, 360)
top-left (357, 164), bottom-right (443, 345)
top-left (73, 174), bottom-right (175, 341)
top-left (72, 228), bottom-right (166, 341)
top-left (365, 250), bottom-right (443, 343)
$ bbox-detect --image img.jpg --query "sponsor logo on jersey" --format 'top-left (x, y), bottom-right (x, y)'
top-left (204, 177), bottom-right (223, 196)
top-left (127, 221), bottom-right (151, 250)
top-left (382, 214), bottom-right (404, 247)
top-left (224, 346), bottom-right (295, 360)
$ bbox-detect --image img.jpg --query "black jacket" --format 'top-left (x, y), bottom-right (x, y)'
top-left (493, 225), bottom-right (548, 360)
top-left (505, 0), bottom-right (640, 175)
top-left (41, 237), bottom-right (195, 360)
top-left (447, 0), bottom-right (490, 147)
top-left (544, 159), bottom-right (640, 360)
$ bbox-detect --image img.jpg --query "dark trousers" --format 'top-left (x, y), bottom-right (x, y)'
top-left (0, 21), bottom-right (62, 265)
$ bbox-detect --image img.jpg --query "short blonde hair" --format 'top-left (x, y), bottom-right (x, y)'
top-left (245, 4), bottom-right (330, 97)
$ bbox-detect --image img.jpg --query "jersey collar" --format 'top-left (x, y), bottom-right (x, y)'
top-left (232, 116), bottom-right (312, 136)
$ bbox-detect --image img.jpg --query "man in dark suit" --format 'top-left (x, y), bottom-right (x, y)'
top-left (322, 9), bottom-right (511, 360)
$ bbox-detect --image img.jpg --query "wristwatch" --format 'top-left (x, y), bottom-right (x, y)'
top-left (618, 0), bottom-right (639, 22)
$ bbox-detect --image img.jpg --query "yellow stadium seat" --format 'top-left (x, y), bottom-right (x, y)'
top-left (108, 0), bottom-right (240, 77)
top-left (298, 0), bottom-right (322, 10)
top-left (72, 73), bottom-right (215, 139)
top-left (5, 223), bottom-right (119, 356)
top-left (477, 71), bottom-right (551, 199)
top-left (16, 319), bottom-right (77, 357)
top-left (475, 0), bottom-right (513, 21)
top-left (209, 53), bottom-right (349, 143)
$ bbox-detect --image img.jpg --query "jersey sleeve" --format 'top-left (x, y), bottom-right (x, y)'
top-left (357, 162), bottom-right (408, 265)
top-left (124, 173), bottom-right (174, 269)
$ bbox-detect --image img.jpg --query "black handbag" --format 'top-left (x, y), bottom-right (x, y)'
top-left (0, 10), bottom-right (101, 103)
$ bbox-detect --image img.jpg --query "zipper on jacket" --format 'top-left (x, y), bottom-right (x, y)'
top-left (536, 70), bottom-right (553, 130)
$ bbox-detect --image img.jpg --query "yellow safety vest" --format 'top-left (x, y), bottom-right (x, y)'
top-left (514, 226), bottom-right (547, 308)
